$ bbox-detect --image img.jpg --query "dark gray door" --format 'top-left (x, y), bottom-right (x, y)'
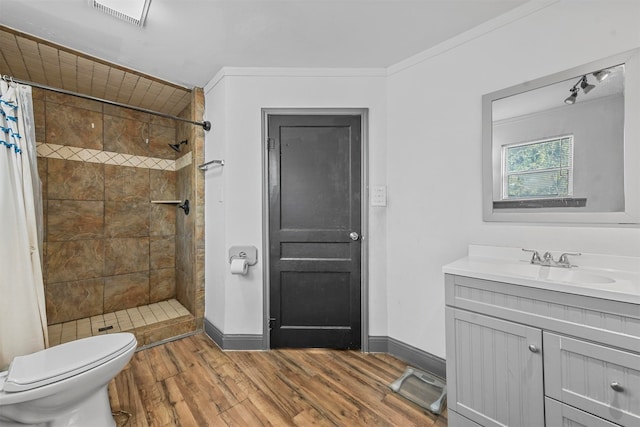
top-left (268, 114), bottom-right (361, 349)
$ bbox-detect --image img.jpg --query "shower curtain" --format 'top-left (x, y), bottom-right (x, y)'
top-left (0, 80), bottom-right (48, 370)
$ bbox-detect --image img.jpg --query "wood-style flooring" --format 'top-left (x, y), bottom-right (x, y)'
top-left (108, 333), bottom-right (448, 426)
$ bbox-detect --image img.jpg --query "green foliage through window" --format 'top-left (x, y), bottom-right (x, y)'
top-left (502, 136), bottom-right (573, 199)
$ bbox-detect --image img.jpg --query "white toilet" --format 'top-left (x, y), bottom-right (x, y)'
top-left (0, 332), bottom-right (137, 427)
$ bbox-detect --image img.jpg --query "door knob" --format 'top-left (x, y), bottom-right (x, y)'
top-left (528, 344), bottom-right (539, 353)
top-left (349, 232), bottom-right (360, 241)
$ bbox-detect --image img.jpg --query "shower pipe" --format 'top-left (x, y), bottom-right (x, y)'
top-left (1, 74), bottom-right (211, 131)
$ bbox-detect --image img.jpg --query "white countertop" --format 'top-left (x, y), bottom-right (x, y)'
top-left (443, 245), bottom-right (640, 304)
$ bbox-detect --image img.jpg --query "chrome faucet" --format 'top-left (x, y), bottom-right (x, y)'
top-left (522, 248), bottom-right (543, 264)
top-left (522, 249), bottom-right (581, 268)
top-left (557, 252), bottom-right (581, 267)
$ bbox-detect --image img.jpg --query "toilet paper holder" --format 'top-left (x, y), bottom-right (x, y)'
top-left (228, 246), bottom-right (258, 266)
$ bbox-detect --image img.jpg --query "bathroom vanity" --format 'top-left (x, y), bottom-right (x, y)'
top-left (443, 246), bottom-right (640, 427)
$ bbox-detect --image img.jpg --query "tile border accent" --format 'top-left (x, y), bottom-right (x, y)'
top-left (36, 142), bottom-right (193, 171)
top-left (175, 151), bottom-right (192, 170)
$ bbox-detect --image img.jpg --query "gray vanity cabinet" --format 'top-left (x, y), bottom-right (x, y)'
top-left (445, 307), bottom-right (544, 426)
top-left (445, 274), bottom-right (640, 427)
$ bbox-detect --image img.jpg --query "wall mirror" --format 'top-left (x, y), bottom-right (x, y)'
top-left (482, 48), bottom-right (640, 224)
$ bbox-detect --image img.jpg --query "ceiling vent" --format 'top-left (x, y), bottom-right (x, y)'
top-left (90, 0), bottom-right (151, 27)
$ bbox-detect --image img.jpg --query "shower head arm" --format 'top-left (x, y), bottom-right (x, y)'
top-left (169, 139), bottom-right (188, 152)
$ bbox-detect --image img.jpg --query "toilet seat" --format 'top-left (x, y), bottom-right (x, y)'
top-left (3, 333), bottom-right (136, 393)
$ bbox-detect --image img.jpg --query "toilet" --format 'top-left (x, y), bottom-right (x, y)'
top-left (0, 332), bottom-right (137, 427)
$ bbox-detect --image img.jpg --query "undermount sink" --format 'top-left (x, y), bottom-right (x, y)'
top-left (538, 268), bottom-right (615, 284)
top-left (461, 258), bottom-right (619, 285)
top-left (492, 262), bottom-right (617, 285)
top-left (443, 245), bottom-right (640, 303)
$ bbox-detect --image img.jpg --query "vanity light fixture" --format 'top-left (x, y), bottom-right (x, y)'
top-left (564, 71), bottom-right (606, 105)
top-left (564, 87), bottom-right (579, 105)
top-left (90, 0), bottom-right (152, 27)
top-left (593, 69), bottom-right (611, 82)
top-left (580, 76), bottom-right (595, 94)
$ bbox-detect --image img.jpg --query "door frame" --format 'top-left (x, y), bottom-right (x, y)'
top-left (261, 108), bottom-right (370, 351)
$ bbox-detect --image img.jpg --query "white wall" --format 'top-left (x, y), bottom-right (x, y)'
top-left (203, 0), bottom-right (640, 359)
top-left (386, 0), bottom-right (640, 358)
top-left (204, 78), bottom-right (228, 331)
top-left (203, 70), bottom-right (388, 336)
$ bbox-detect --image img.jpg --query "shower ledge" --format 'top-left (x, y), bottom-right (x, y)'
top-left (47, 299), bottom-right (195, 348)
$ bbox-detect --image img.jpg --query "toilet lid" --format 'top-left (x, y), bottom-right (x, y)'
top-left (4, 333), bottom-right (136, 393)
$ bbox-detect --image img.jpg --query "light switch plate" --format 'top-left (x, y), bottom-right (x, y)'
top-left (371, 186), bottom-right (387, 207)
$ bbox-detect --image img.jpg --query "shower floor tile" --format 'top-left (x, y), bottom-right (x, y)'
top-left (47, 299), bottom-right (192, 347)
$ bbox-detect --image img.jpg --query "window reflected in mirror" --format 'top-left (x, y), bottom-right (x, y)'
top-left (502, 135), bottom-right (574, 200)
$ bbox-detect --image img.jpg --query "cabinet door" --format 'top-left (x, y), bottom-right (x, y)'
top-left (544, 332), bottom-right (640, 427)
top-left (446, 307), bottom-right (544, 427)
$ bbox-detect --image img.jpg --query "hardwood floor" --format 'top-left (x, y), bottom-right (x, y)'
top-left (108, 333), bottom-right (448, 426)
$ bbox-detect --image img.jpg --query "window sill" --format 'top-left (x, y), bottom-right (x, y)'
top-left (493, 198), bottom-right (587, 209)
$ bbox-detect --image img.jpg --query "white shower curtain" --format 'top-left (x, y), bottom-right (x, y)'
top-left (0, 80), bottom-right (48, 370)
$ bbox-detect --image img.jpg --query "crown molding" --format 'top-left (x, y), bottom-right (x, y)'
top-left (205, 66), bottom-right (387, 93)
top-left (387, 0), bottom-right (559, 76)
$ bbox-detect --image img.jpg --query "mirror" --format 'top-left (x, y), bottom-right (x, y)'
top-left (483, 48), bottom-right (640, 224)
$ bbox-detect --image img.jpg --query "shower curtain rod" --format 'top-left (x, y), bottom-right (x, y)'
top-left (1, 74), bottom-right (211, 131)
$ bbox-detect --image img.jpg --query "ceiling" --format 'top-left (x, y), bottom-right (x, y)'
top-left (0, 0), bottom-right (527, 115)
top-left (0, 26), bottom-right (192, 116)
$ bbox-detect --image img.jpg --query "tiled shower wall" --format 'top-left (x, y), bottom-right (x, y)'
top-left (33, 88), bottom-right (189, 325)
top-left (176, 117), bottom-right (195, 313)
top-left (175, 89), bottom-right (206, 329)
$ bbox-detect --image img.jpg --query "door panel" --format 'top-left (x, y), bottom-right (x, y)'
top-left (279, 126), bottom-right (352, 229)
top-left (268, 114), bottom-right (361, 349)
top-left (280, 242), bottom-right (350, 260)
top-left (280, 272), bottom-right (351, 326)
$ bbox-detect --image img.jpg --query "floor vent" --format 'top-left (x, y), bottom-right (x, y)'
top-left (389, 367), bottom-right (447, 415)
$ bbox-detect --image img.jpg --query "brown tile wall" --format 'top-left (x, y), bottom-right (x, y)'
top-left (175, 108), bottom-right (195, 313)
top-left (35, 88), bottom-right (183, 325)
top-left (192, 89), bottom-right (206, 324)
top-left (174, 88), bottom-right (206, 325)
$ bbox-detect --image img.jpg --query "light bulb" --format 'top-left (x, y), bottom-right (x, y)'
top-left (593, 70), bottom-right (610, 82)
top-left (564, 89), bottom-right (578, 105)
